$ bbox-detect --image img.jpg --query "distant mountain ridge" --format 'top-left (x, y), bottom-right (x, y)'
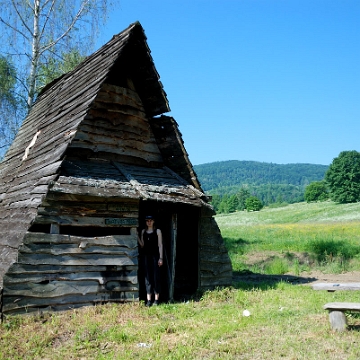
top-left (193, 160), bottom-right (329, 204)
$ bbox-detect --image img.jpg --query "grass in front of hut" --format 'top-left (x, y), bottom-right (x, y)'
top-left (1, 285), bottom-right (360, 360)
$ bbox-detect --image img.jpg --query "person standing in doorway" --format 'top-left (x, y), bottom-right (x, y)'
top-left (138, 215), bottom-right (163, 306)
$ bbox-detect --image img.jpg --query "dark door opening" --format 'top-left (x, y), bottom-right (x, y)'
top-left (138, 201), bottom-right (199, 302)
top-left (173, 205), bottom-right (199, 300)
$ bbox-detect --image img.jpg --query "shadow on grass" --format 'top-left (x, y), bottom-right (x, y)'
top-left (348, 325), bottom-right (360, 332)
top-left (232, 270), bottom-right (318, 290)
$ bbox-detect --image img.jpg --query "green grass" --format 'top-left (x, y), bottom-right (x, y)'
top-left (1, 286), bottom-right (360, 359)
top-left (216, 200), bottom-right (360, 225)
top-left (216, 201), bottom-right (360, 275)
top-left (1, 200), bottom-right (360, 359)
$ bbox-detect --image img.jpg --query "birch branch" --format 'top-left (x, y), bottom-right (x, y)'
top-left (11, 0), bottom-right (33, 36)
top-left (0, 17), bottom-right (30, 41)
top-left (39, 0), bottom-right (91, 55)
top-left (39, 0), bottom-right (57, 40)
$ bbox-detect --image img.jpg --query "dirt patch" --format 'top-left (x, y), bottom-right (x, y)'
top-left (236, 250), bottom-right (360, 286)
top-left (298, 270), bottom-right (360, 284)
top-left (233, 269), bottom-right (360, 287)
top-left (244, 250), bottom-right (314, 266)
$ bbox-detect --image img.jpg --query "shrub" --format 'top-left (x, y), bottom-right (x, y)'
top-left (307, 239), bottom-right (359, 263)
top-left (304, 181), bottom-right (329, 202)
top-left (245, 196), bottom-right (263, 211)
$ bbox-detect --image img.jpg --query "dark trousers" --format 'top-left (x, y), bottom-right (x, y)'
top-left (144, 255), bottom-right (161, 295)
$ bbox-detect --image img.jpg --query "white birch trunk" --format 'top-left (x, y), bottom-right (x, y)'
top-left (27, 0), bottom-right (40, 108)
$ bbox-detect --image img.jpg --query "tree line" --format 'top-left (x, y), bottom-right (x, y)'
top-left (194, 160), bottom-right (328, 191)
top-left (194, 160), bottom-right (328, 213)
top-left (209, 184), bottom-right (302, 214)
top-left (198, 152), bottom-right (360, 214)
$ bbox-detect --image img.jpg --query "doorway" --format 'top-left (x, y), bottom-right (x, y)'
top-left (138, 200), bottom-right (199, 302)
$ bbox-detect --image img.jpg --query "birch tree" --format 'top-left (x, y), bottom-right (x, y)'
top-left (0, 0), bottom-right (118, 156)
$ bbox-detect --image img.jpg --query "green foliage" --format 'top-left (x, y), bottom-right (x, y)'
top-left (195, 160), bottom-right (328, 190)
top-left (0, 56), bottom-right (16, 100)
top-left (236, 188), bottom-right (250, 211)
top-left (304, 181), bottom-right (329, 202)
top-left (0, 56), bottom-right (25, 156)
top-left (210, 194), bottom-right (221, 212)
top-left (217, 194), bottom-right (229, 213)
top-left (245, 196), bottom-right (263, 211)
top-left (325, 150), bottom-right (360, 203)
top-left (227, 194), bottom-right (239, 213)
top-left (37, 49), bottom-right (86, 92)
top-left (306, 239), bottom-right (359, 263)
top-left (211, 187), bottom-right (250, 213)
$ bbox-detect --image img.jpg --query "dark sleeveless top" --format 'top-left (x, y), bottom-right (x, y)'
top-left (143, 230), bottom-right (159, 257)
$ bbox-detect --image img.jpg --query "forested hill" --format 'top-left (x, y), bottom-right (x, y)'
top-left (193, 160), bottom-right (328, 204)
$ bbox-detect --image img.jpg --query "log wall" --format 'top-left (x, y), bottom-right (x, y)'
top-left (2, 193), bottom-right (140, 315)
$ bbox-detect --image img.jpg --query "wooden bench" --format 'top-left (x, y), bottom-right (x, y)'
top-left (312, 284), bottom-right (360, 331)
top-left (324, 302), bottom-right (360, 331)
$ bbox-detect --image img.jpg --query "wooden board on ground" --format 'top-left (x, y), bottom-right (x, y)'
top-left (312, 283), bottom-right (360, 291)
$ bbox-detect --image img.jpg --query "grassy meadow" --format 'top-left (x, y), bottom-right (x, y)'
top-left (1, 201), bottom-right (360, 359)
top-left (217, 201), bottom-right (360, 275)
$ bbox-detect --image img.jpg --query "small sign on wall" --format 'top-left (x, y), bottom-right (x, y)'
top-left (105, 218), bottom-right (138, 226)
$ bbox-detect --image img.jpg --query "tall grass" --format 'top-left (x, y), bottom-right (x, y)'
top-left (216, 201), bottom-right (360, 275)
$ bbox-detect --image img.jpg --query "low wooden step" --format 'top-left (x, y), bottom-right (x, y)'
top-left (323, 302), bottom-right (360, 332)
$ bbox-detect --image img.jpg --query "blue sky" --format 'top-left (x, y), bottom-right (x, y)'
top-left (96, 0), bottom-right (359, 166)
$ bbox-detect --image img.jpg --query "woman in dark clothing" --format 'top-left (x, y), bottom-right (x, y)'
top-left (138, 215), bottom-right (163, 306)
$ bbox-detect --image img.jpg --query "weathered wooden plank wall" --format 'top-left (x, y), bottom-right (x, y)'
top-left (2, 231), bottom-right (138, 315)
top-left (199, 213), bottom-right (232, 289)
top-left (2, 182), bottom-right (140, 315)
top-left (150, 115), bottom-right (202, 189)
top-left (69, 84), bottom-right (163, 165)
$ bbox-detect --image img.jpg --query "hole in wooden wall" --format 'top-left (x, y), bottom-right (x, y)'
top-left (28, 224), bottom-right (51, 233)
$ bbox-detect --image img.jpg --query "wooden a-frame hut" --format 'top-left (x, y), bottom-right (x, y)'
top-left (0, 22), bottom-right (232, 316)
